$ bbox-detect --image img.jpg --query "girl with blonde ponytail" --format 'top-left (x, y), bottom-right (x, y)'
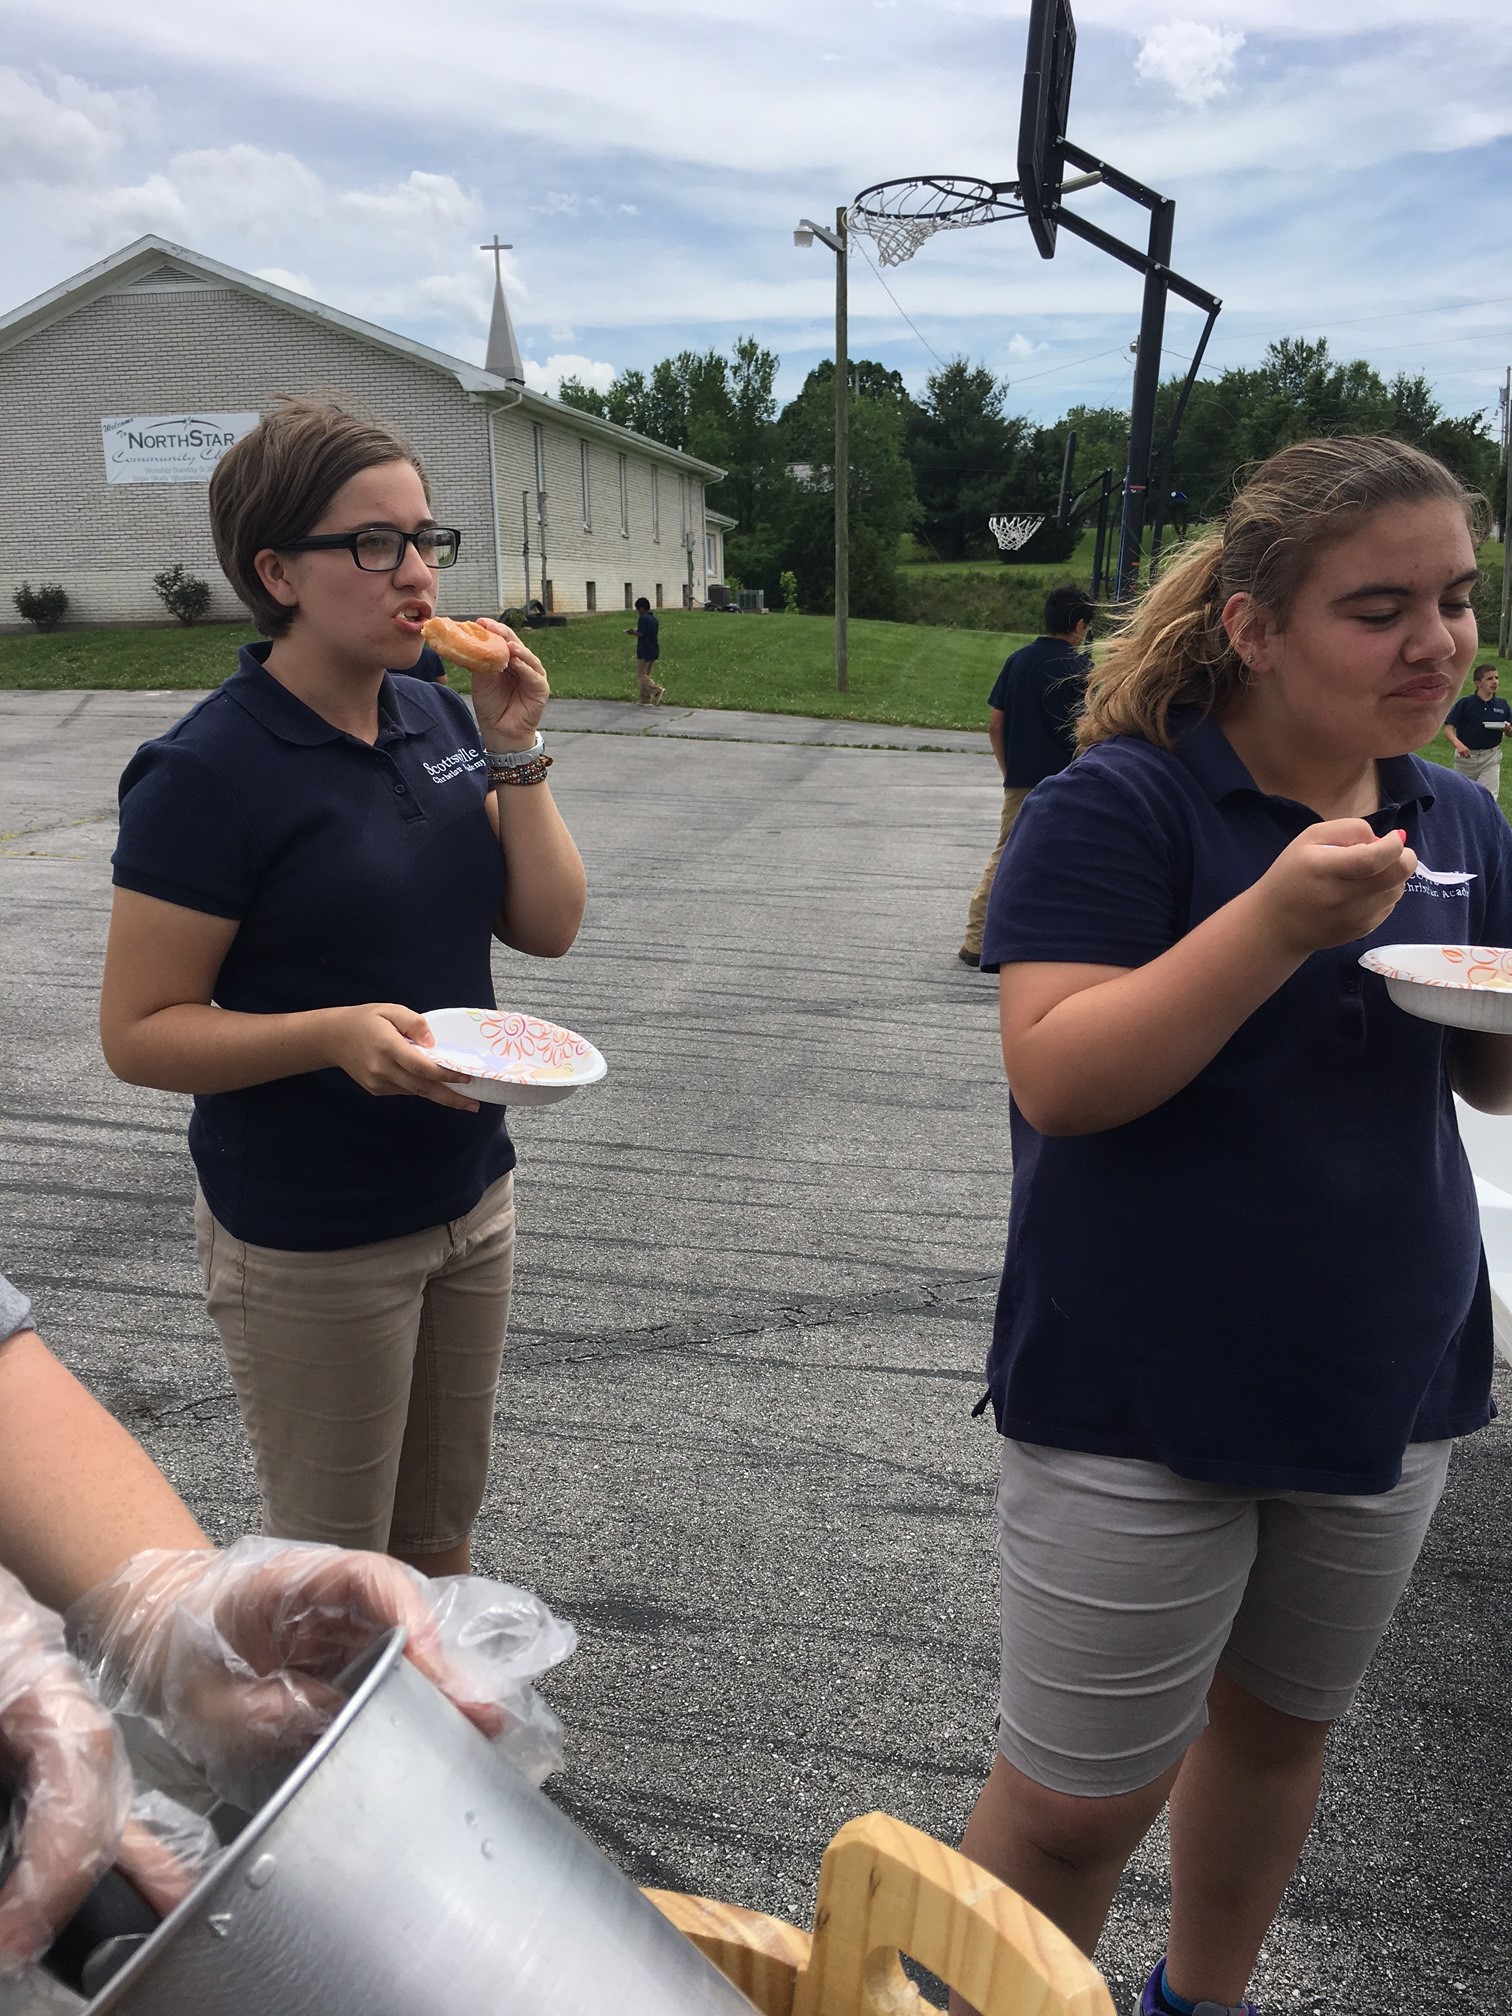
top-left (956, 437), bottom-right (1507, 2016)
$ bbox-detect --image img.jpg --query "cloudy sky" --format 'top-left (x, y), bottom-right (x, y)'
top-left (3, 0), bottom-right (1509, 433)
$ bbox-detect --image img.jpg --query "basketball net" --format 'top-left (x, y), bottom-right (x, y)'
top-left (848, 206), bottom-right (979, 269)
top-left (988, 514), bottom-right (1045, 554)
top-left (847, 176), bottom-right (1025, 269)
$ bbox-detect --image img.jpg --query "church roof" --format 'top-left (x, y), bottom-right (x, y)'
top-left (0, 235), bottom-right (725, 480)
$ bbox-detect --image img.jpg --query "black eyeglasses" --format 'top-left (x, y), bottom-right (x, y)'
top-left (278, 526), bottom-right (462, 571)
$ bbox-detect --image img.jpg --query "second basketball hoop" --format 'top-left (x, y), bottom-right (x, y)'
top-left (988, 514), bottom-right (1045, 555)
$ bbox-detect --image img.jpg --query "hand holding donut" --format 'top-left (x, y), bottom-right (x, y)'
top-left (423, 617), bottom-right (549, 751)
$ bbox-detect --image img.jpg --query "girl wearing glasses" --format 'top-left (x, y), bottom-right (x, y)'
top-left (99, 398), bottom-right (585, 1578)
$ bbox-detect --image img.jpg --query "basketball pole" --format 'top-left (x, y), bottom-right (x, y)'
top-left (1115, 198), bottom-right (1174, 599)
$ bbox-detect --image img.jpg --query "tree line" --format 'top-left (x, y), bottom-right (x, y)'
top-left (557, 336), bottom-right (1502, 618)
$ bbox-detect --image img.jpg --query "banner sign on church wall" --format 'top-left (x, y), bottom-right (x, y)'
top-left (100, 412), bottom-right (260, 485)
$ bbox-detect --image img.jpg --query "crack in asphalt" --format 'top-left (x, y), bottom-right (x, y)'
top-left (508, 1271), bottom-right (999, 1368)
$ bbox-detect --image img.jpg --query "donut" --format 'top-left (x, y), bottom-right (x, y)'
top-left (421, 616), bottom-right (512, 676)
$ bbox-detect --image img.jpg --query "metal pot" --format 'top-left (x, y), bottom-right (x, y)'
top-left (58, 1630), bottom-right (755, 2015)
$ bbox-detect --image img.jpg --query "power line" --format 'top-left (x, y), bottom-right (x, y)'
top-left (1201, 294), bottom-right (1512, 348)
top-left (1008, 344), bottom-right (1132, 385)
top-left (849, 238), bottom-right (949, 368)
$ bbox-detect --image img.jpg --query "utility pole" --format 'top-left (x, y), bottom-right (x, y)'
top-left (834, 205), bottom-right (849, 693)
top-left (1499, 368), bottom-right (1511, 660)
top-left (795, 212), bottom-right (849, 691)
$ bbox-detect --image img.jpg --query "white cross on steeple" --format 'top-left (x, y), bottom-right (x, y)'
top-left (480, 235), bottom-right (513, 287)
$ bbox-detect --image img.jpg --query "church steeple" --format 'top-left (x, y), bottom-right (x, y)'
top-left (480, 235), bottom-right (524, 386)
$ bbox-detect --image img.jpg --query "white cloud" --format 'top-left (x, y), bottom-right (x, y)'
top-left (254, 264), bottom-right (317, 296)
top-left (1006, 333), bottom-right (1045, 361)
top-left (0, 66), bottom-right (151, 183)
top-left (523, 352), bottom-right (618, 397)
top-left (1135, 21), bottom-right (1245, 105)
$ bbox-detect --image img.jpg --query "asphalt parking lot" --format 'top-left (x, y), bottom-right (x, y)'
top-left (2, 685), bottom-right (1508, 2013)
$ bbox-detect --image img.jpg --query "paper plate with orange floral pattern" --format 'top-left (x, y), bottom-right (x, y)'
top-left (1359, 944), bottom-right (1512, 1034)
top-left (421, 1008), bottom-right (607, 1106)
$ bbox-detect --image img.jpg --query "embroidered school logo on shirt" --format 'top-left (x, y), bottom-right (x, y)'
top-left (423, 746), bottom-right (486, 783)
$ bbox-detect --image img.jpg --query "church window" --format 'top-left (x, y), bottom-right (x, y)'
top-left (586, 581), bottom-right (597, 611)
top-left (580, 442), bottom-right (591, 530)
top-left (618, 455), bottom-right (629, 536)
top-left (651, 468), bottom-right (660, 542)
top-left (532, 424), bottom-right (546, 493)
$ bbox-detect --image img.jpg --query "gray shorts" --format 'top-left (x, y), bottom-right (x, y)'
top-left (995, 1436), bottom-right (1451, 1797)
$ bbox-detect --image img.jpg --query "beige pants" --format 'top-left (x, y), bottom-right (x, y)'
top-left (1453, 746), bottom-right (1501, 795)
top-left (962, 787), bottom-right (1032, 955)
top-left (635, 658), bottom-right (664, 703)
top-left (195, 1173), bottom-right (515, 1555)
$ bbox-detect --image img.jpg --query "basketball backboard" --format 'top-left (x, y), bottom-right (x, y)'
top-left (1017, 0), bottom-right (1076, 258)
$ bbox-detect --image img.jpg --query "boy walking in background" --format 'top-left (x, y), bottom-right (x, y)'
top-left (959, 584), bottom-right (1094, 967)
top-left (1443, 663), bottom-right (1510, 798)
top-left (627, 596), bottom-right (665, 705)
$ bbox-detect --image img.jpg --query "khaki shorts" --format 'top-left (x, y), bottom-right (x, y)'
top-left (1452, 746), bottom-right (1501, 795)
top-left (994, 1435), bottom-right (1451, 1797)
top-left (195, 1173), bottom-right (515, 1555)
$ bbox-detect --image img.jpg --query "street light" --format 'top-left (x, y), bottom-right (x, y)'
top-left (796, 211), bottom-right (848, 692)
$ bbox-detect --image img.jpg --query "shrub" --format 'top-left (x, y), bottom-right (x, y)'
top-left (1012, 517), bottom-right (1082, 566)
top-left (897, 570), bottom-right (1049, 632)
top-left (780, 570), bottom-right (800, 614)
top-left (152, 563), bottom-right (213, 625)
top-left (13, 582), bottom-right (69, 632)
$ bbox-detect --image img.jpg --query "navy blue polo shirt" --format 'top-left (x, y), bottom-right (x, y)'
top-left (981, 712), bottom-right (1512, 1493)
top-left (112, 645), bottom-right (514, 1251)
top-left (395, 644), bottom-right (447, 684)
top-left (635, 611), bottom-right (659, 662)
top-left (1445, 692), bottom-right (1511, 751)
top-left (989, 637), bottom-right (1090, 789)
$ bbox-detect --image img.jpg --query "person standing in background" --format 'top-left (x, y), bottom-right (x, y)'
top-left (626, 596), bottom-right (665, 705)
top-left (959, 584), bottom-right (1095, 968)
top-left (1443, 663), bottom-right (1510, 797)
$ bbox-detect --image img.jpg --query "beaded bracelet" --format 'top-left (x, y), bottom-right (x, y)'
top-left (493, 752), bottom-right (553, 787)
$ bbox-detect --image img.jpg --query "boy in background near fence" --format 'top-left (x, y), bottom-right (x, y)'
top-left (959, 585), bottom-right (1095, 968)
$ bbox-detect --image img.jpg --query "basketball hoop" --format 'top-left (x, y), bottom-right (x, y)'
top-left (848, 175), bottom-right (1026, 268)
top-left (988, 514), bottom-right (1045, 554)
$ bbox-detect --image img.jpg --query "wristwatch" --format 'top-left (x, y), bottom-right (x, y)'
top-left (482, 732), bottom-right (544, 780)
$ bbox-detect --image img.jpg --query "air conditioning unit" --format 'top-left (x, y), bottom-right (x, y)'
top-left (737, 588), bottom-right (765, 614)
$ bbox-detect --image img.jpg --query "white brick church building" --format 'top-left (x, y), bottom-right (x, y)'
top-left (0, 235), bottom-right (728, 627)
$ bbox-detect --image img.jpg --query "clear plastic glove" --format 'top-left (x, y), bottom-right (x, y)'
top-left (0, 1568), bottom-right (132, 1974)
top-left (115, 1787), bottom-right (220, 1920)
top-left (67, 1540), bottom-right (576, 1813)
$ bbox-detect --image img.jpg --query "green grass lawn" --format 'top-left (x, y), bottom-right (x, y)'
top-left (4, 616), bottom-right (1509, 801)
top-left (0, 612), bottom-right (1030, 733)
